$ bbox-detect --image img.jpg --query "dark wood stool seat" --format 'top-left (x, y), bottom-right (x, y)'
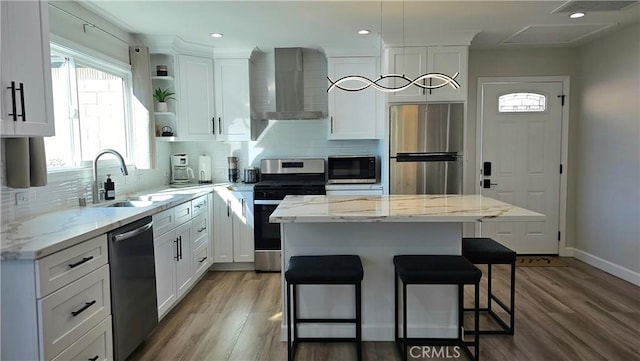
top-left (285, 255), bottom-right (363, 361)
top-left (394, 255), bottom-right (481, 361)
top-left (462, 237), bottom-right (516, 335)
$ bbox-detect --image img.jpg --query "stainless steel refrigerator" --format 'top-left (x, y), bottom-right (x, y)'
top-left (389, 103), bottom-right (464, 194)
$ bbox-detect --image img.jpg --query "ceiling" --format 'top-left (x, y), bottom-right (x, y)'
top-left (82, 0), bottom-right (640, 52)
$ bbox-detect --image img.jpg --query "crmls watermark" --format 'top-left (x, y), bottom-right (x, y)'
top-left (409, 346), bottom-right (461, 359)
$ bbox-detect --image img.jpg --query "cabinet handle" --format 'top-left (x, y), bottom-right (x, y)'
top-left (428, 78), bottom-right (432, 95)
top-left (88, 356), bottom-right (99, 361)
top-left (178, 236), bottom-right (183, 260)
top-left (68, 256), bottom-right (94, 268)
top-left (227, 200), bottom-right (230, 217)
top-left (211, 117), bottom-right (216, 134)
top-left (330, 116), bottom-right (333, 133)
top-left (7, 81), bottom-right (17, 121)
top-left (17, 83), bottom-right (25, 121)
top-left (174, 239), bottom-right (180, 261)
top-left (241, 198), bottom-right (245, 217)
top-left (218, 117), bottom-right (222, 134)
top-left (198, 226), bottom-right (206, 233)
top-left (198, 256), bottom-right (207, 263)
top-left (71, 300), bottom-right (96, 317)
top-left (195, 203), bottom-right (202, 209)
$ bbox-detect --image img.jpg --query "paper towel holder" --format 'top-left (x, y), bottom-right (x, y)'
top-left (198, 154), bottom-right (213, 184)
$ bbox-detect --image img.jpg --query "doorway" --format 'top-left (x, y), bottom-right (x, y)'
top-left (477, 77), bottom-right (569, 254)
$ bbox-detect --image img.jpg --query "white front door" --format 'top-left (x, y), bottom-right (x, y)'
top-left (479, 80), bottom-right (564, 254)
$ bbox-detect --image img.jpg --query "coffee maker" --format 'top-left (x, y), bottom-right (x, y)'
top-left (171, 154), bottom-right (195, 184)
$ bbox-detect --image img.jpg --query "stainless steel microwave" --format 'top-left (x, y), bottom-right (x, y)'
top-left (327, 155), bottom-right (377, 184)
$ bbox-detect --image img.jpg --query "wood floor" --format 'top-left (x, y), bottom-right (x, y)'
top-left (129, 258), bottom-right (640, 361)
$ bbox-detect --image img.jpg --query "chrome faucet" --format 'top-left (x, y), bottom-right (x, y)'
top-left (92, 149), bottom-right (129, 204)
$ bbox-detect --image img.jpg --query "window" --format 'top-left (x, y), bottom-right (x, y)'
top-left (498, 92), bottom-right (546, 113)
top-left (46, 45), bottom-right (132, 169)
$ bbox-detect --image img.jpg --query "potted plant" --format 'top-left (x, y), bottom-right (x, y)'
top-left (153, 87), bottom-right (176, 112)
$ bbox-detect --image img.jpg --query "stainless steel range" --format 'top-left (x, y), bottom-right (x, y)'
top-left (253, 158), bottom-right (326, 271)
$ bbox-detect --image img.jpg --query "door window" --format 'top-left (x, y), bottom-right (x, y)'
top-left (498, 92), bottom-right (546, 113)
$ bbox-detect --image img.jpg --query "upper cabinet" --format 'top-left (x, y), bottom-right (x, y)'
top-left (1, 0), bottom-right (54, 137)
top-left (386, 46), bottom-right (468, 103)
top-left (213, 58), bottom-right (252, 141)
top-left (150, 53), bottom-right (177, 139)
top-left (178, 55), bottom-right (216, 141)
top-left (327, 57), bottom-right (380, 140)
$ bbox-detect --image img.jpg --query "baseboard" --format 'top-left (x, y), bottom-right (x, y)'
top-left (569, 248), bottom-right (640, 286)
top-left (209, 262), bottom-right (255, 271)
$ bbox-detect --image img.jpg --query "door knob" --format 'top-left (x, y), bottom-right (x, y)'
top-left (482, 179), bottom-right (498, 189)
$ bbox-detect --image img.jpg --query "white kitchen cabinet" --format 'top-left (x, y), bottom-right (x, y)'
top-left (177, 54), bottom-right (216, 140)
top-left (426, 46), bottom-right (468, 101)
top-left (386, 46), bottom-right (467, 102)
top-left (213, 58), bottom-right (251, 141)
top-left (152, 195), bottom-right (210, 320)
top-left (0, 0), bottom-right (54, 137)
top-left (1, 234), bottom-right (112, 361)
top-left (327, 57), bottom-right (379, 140)
top-left (212, 189), bottom-right (234, 263)
top-left (232, 191), bottom-right (254, 262)
top-left (212, 187), bottom-right (254, 264)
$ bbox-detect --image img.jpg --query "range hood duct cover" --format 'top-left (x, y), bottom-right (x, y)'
top-left (260, 48), bottom-right (325, 120)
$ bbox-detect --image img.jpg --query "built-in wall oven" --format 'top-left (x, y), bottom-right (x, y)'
top-left (253, 159), bottom-right (326, 272)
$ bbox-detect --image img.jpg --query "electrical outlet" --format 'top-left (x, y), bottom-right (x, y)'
top-left (15, 192), bottom-right (29, 205)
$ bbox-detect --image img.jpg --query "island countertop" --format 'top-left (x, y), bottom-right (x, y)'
top-left (270, 194), bottom-right (544, 223)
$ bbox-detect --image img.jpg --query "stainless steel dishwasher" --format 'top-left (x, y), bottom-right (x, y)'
top-left (108, 216), bottom-right (158, 361)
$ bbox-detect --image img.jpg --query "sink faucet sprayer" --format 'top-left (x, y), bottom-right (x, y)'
top-left (92, 149), bottom-right (129, 204)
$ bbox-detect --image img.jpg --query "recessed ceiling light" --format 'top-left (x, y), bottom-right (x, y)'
top-left (570, 12), bottom-right (585, 19)
top-left (358, 29), bottom-right (370, 35)
top-left (210, 33), bottom-right (223, 38)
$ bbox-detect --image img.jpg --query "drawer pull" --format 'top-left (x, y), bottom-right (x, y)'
top-left (198, 227), bottom-right (206, 233)
top-left (88, 356), bottom-right (99, 361)
top-left (68, 256), bottom-right (94, 269)
top-left (195, 203), bottom-right (203, 209)
top-left (198, 256), bottom-right (207, 263)
top-left (71, 300), bottom-right (96, 317)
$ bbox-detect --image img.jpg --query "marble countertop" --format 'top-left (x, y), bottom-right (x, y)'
top-left (0, 185), bottom-right (218, 261)
top-left (270, 194), bottom-right (545, 223)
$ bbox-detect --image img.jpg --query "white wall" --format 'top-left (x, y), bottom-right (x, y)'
top-left (573, 24), bottom-right (640, 277)
top-left (172, 120), bottom-right (380, 183)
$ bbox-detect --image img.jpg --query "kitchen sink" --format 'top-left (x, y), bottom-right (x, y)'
top-left (108, 200), bottom-right (155, 207)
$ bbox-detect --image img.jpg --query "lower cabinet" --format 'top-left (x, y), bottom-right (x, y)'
top-left (212, 187), bottom-right (254, 264)
top-left (152, 194), bottom-right (210, 320)
top-left (1, 234), bottom-right (112, 361)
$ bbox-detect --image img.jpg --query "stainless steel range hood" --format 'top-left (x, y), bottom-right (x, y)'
top-left (257, 48), bottom-right (325, 120)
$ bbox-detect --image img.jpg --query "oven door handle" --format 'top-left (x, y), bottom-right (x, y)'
top-left (254, 200), bottom-right (281, 205)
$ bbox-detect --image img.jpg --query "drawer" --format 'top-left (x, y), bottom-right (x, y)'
top-left (51, 316), bottom-right (113, 361)
top-left (192, 195), bottom-right (208, 218)
top-left (153, 208), bottom-right (175, 236)
top-left (39, 265), bottom-right (111, 361)
top-left (174, 202), bottom-right (192, 226)
top-left (36, 235), bottom-right (108, 298)
top-left (191, 213), bottom-right (208, 250)
top-left (193, 243), bottom-right (209, 278)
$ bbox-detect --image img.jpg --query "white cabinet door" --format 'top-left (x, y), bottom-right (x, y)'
top-left (178, 55), bottom-right (215, 140)
top-left (214, 59), bottom-right (251, 141)
top-left (174, 221), bottom-right (193, 298)
top-left (1, 0), bottom-right (54, 136)
top-left (154, 230), bottom-right (177, 319)
top-left (426, 46), bottom-right (468, 101)
top-left (232, 191), bottom-right (254, 262)
top-left (212, 190), bottom-right (233, 263)
top-left (327, 57), bottom-right (379, 140)
top-left (385, 47), bottom-right (427, 103)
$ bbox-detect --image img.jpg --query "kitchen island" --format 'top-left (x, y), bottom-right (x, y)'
top-left (270, 194), bottom-right (544, 341)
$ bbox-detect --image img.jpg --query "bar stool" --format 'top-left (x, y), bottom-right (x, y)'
top-left (284, 255), bottom-right (364, 361)
top-left (462, 237), bottom-right (517, 335)
top-left (394, 255), bottom-right (481, 361)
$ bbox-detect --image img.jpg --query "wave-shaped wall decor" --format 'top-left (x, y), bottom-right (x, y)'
top-left (327, 72), bottom-right (460, 93)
